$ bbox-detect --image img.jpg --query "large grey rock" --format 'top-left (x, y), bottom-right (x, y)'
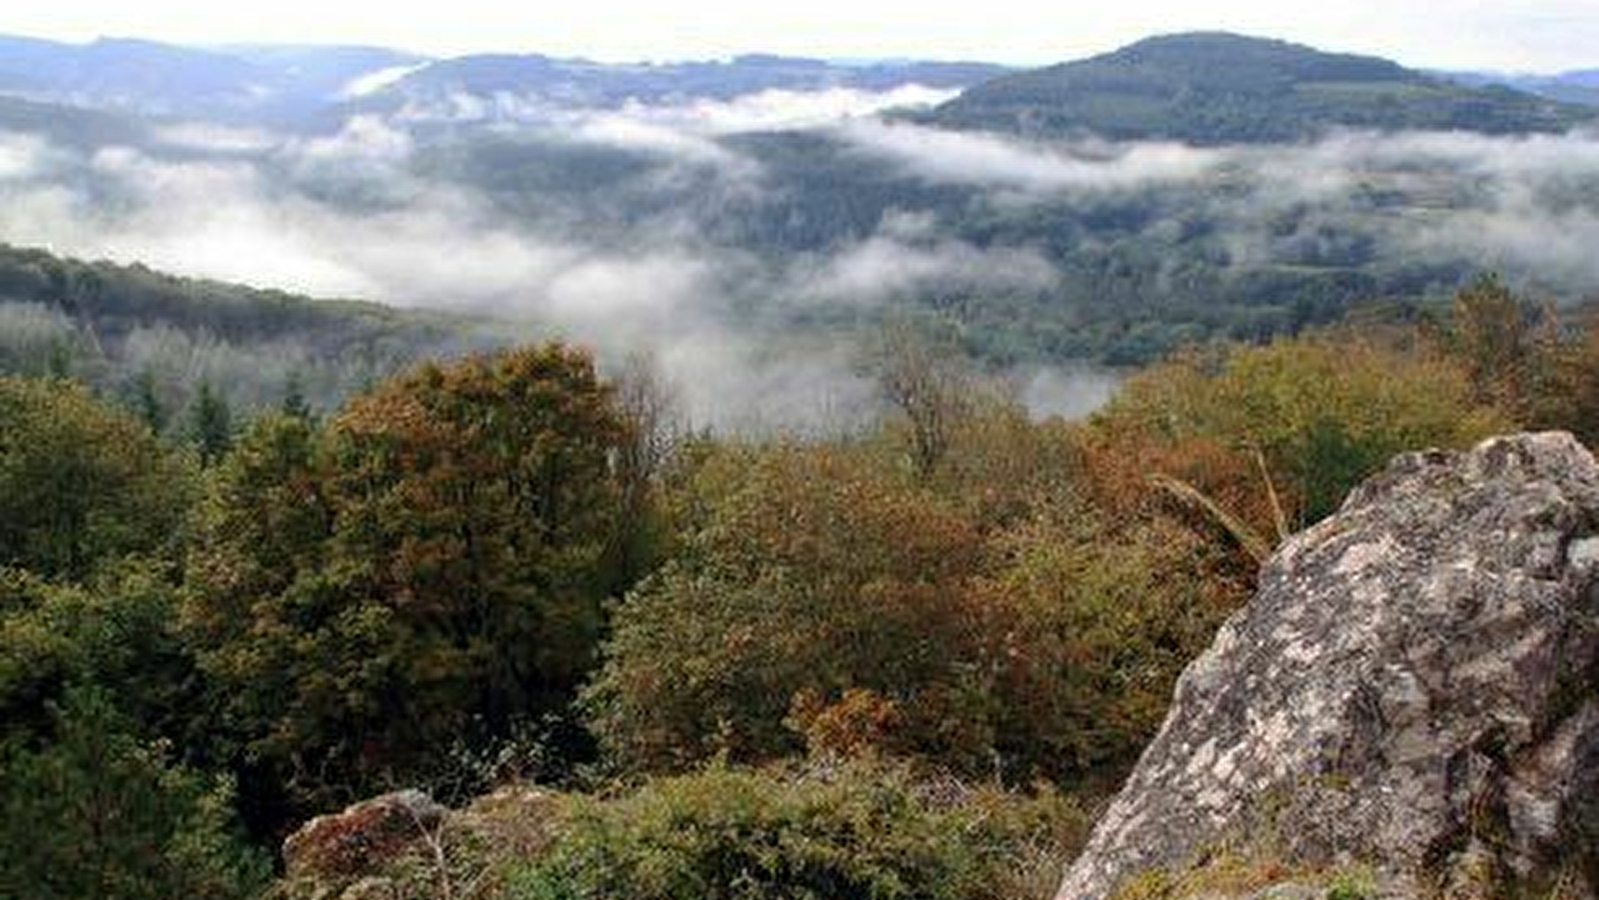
top-left (1058, 433), bottom-right (1599, 900)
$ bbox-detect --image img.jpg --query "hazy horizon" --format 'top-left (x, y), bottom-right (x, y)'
top-left (3, 1), bottom-right (1597, 73)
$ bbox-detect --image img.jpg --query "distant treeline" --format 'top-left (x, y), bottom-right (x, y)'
top-left (0, 243), bottom-right (509, 430)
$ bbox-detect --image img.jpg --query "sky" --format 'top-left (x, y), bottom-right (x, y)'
top-left (1, 0), bottom-right (1596, 73)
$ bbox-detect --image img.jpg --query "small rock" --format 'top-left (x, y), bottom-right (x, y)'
top-left (283, 789), bottom-right (446, 884)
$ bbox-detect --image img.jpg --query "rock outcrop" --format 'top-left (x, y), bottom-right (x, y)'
top-left (277, 785), bottom-right (556, 900)
top-left (282, 789), bottom-right (446, 890)
top-left (1058, 433), bottom-right (1599, 900)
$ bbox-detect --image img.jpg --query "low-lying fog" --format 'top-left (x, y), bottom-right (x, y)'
top-left (2, 83), bottom-right (1596, 427)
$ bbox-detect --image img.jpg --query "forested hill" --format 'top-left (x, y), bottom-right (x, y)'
top-left (363, 53), bottom-right (1007, 115)
top-left (0, 94), bottom-right (148, 147)
top-left (0, 243), bottom-right (506, 418)
top-left (927, 32), bottom-right (1594, 143)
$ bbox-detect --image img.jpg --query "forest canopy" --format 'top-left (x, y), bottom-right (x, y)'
top-left (2, 271), bottom-right (1594, 898)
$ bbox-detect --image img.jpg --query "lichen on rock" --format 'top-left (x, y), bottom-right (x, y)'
top-left (1059, 432), bottom-right (1599, 900)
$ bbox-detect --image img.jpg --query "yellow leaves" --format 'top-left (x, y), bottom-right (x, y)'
top-left (1089, 328), bottom-right (1511, 533)
top-left (786, 687), bottom-right (905, 761)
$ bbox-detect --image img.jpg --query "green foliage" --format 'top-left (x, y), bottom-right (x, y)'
top-left (584, 442), bottom-right (989, 774)
top-left (585, 414), bottom-right (1249, 788)
top-left (0, 564), bottom-right (199, 749)
top-left (929, 32), bottom-right (1591, 143)
top-left (1444, 273), bottom-right (1552, 411)
top-left (3, 280), bottom-right (1584, 898)
top-left (1091, 330), bottom-right (1508, 527)
top-left (1539, 320), bottom-right (1599, 449)
top-left (0, 686), bottom-right (269, 900)
top-left (131, 368), bottom-right (169, 434)
top-left (185, 344), bottom-right (631, 825)
top-left (1324, 871), bottom-right (1376, 900)
top-left (976, 506), bottom-right (1249, 780)
top-left (187, 379), bottom-right (235, 465)
top-left (1430, 274), bottom-right (1599, 450)
top-left (0, 376), bottom-right (193, 580)
top-left (508, 761), bottom-right (1087, 900)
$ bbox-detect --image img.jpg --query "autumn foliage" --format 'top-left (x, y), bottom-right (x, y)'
top-left (5, 281), bottom-right (1598, 899)
top-left (183, 344), bottom-right (630, 825)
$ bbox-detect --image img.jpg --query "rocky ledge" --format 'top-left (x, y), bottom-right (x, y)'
top-left (1058, 432), bottom-right (1599, 900)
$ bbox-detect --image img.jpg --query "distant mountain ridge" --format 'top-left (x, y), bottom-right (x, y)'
top-left (0, 33), bottom-right (1005, 127)
top-left (0, 34), bottom-right (423, 123)
top-left (372, 53), bottom-right (1005, 108)
top-left (927, 32), bottom-right (1594, 143)
top-left (1439, 69), bottom-right (1599, 108)
top-left (0, 30), bottom-right (1590, 140)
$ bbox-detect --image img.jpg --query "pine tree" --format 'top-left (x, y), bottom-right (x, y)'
top-left (187, 381), bottom-right (233, 465)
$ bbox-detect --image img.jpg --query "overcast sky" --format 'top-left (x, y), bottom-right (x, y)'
top-left (2, 0), bottom-right (1596, 73)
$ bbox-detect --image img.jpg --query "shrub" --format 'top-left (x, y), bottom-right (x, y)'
top-left (1089, 331), bottom-right (1507, 529)
top-left (0, 686), bottom-right (269, 900)
top-left (508, 761), bottom-right (1087, 900)
top-left (976, 506), bottom-right (1250, 781)
top-left (584, 443), bottom-right (988, 774)
top-left (0, 376), bottom-right (192, 580)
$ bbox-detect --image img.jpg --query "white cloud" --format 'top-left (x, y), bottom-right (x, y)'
top-left (338, 62), bottom-right (431, 99)
top-left (565, 115), bottom-right (743, 167)
top-left (797, 227), bottom-right (1059, 302)
top-left (290, 114), bottom-right (414, 164)
top-left (838, 120), bottom-right (1224, 192)
top-left (1214, 129), bottom-right (1599, 283)
top-left (152, 122), bottom-right (281, 153)
top-left (1019, 366), bottom-right (1123, 420)
top-left (0, 133), bottom-right (58, 181)
top-left (621, 85), bottom-right (959, 134)
top-left (396, 84), bottom-right (957, 134)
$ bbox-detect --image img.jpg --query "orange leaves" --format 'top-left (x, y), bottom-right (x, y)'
top-left (185, 344), bottom-right (633, 819)
top-left (587, 440), bottom-right (993, 774)
top-left (786, 687), bottom-right (905, 760)
top-left (1084, 328), bottom-right (1510, 539)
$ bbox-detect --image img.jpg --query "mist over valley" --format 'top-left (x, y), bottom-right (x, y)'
top-left (0, 31), bottom-right (1594, 429)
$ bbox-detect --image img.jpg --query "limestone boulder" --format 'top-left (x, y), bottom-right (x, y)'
top-left (1059, 433), bottom-right (1599, 900)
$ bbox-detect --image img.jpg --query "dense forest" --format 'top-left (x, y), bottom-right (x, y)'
top-left (925, 33), bottom-right (1591, 143)
top-left (3, 23), bottom-right (1599, 900)
top-left (4, 32), bottom-right (1599, 397)
top-left (3, 273), bottom-right (1597, 899)
top-left (0, 243), bottom-right (511, 427)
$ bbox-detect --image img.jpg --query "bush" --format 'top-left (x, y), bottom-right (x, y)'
top-left (1089, 331), bottom-right (1507, 528)
top-left (0, 686), bottom-right (269, 900)
top-left (583, 443), bottom-right (988, 774)
top-left (0, 563), bottom-right (198, 752)
top-left (586, 429), bottom-right (1251, 788)
top-left (508, 761), bottom-right (1087, 900)
top-left (976, 506), bottom-right (1250, 781)
top-left (0, 376), bottom-right (192, 579)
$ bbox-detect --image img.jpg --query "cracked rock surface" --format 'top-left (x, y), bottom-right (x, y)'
top-left (1057, 433), bottom-right (1599, 900)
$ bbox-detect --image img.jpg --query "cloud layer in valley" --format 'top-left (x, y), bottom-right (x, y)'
top-left (836, 120), bottom-right (1226, 193)
top-left (3, 83), bottom-right (1599, 426)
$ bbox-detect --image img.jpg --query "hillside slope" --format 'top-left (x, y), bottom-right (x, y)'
top-left (930, 32), bottom-right (1592, 143)
top-left (0, 243), bottom-right (506, 414)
